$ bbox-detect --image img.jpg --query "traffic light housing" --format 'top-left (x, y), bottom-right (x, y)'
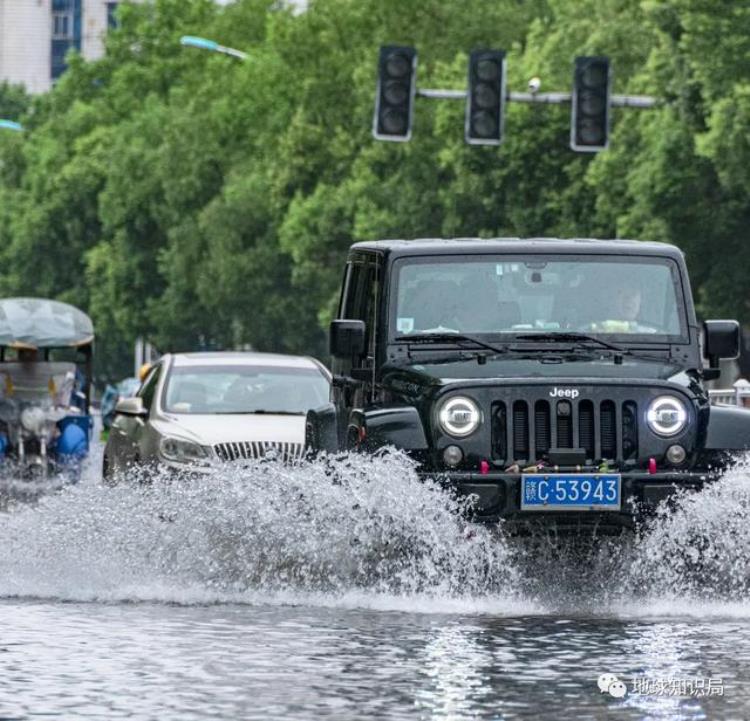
top-left (373, 46), bottom-right (417, 142)
top-left (465, 50), bottom-right (506, 145)
top-left (571, 56), bottom-right (611, 152)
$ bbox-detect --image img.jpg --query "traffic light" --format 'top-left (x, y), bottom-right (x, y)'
top-left (465, 50), bottom-right (506, 145)
top-left (571, 56), bottom-right (611, 152)
top-left (373, 46), bottom-right (417, 142)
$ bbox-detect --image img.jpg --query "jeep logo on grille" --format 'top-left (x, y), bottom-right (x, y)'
top-left (549, 387), bottom-right (580, 399)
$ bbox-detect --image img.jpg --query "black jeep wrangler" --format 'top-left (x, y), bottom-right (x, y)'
top-left (307, 238), bottom-right (749, 531)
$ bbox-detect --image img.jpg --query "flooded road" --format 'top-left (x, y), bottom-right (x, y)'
top-left (2, 599), bottom-right (749, 720)
top-left (0, 448), bottom-right (748, 720)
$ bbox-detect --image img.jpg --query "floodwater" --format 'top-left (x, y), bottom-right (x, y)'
top-left (0, 445), bottom-right (748, 720)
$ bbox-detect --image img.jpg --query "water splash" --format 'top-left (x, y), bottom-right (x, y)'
top-left (0, 449), bottom-right (748, 615)
top-left (0, 450), bottom-right (518, 605)
top-left (627, 460), bottom-right (750, 601)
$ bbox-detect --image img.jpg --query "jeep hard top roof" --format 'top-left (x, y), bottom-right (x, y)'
top-left (349, 237), bottom-right (684, 260)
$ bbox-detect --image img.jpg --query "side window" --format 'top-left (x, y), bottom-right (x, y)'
top-left (343, 264), bottom-right (365, 319)
top-left (137, 365), bottom-right (161, 411)
top-left (344, 262), bottom-right (376, 322)
top-left (365, 268), bottom-right (378, 357)
top-left (337, 264), bottom-right (352, 319)
top-left (343, 260), bottom-right (378, 362)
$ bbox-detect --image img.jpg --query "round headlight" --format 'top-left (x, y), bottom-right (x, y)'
top-left (647, 396), bottom-right (688, 437)
top-left (438, 396), bottom-right (481, 438)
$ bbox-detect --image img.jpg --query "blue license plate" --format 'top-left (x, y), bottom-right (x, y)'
top-left (521, 474), bottom-right (621, 511)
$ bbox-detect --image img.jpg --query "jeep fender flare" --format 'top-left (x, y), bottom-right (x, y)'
top-left (305, 403), bottom-right (339, 453)
top-left (704, 405), bottom-right (750, 452)
top-left (348, 406), bottom-right (429, 452)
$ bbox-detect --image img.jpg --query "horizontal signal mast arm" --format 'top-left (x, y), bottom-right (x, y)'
top-left (417, 88), bottom-right (658, 108)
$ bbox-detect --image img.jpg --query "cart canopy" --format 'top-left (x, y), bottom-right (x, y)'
top-left (0, 298), bottom-right (94, 349)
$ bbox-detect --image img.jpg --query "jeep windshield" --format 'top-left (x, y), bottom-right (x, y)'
top-left (392, 255), bottom-right (687, 343)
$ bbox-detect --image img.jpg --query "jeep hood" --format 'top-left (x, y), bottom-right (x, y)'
top-left (383, 356), bottom-right (685, 386)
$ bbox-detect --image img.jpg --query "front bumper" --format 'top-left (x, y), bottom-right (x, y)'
top-left (153, 457), bottom-right (217, 476)
top-left (421, 470), bottom-right (719, 532)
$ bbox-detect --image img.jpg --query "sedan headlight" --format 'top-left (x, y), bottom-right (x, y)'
top-left (438, 396), bottom-right (482, 438)
top-left (159, 436), bottom-right (211, 465)
top-left (647, 396), bottom-right (688, 437)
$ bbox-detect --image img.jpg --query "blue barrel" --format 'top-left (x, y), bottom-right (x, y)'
top-left (57, 415), bottom-right (93, 456)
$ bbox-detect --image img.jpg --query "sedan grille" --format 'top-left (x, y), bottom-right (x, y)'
top-left (213, 441), bottom-right (305, 464)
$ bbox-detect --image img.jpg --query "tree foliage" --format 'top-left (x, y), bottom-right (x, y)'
top-left (0, 0), bottom-right (748, 382)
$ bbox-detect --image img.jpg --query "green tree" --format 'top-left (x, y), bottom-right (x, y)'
top-left (1, 0), bottom-right (749, 384)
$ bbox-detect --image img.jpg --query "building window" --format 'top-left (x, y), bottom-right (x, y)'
top-left (107, 2), bottom-right (119, 29)
top-left (50, 0), bottom-right (82, 81)
top-left (52, 11), bottom-right (73, 39)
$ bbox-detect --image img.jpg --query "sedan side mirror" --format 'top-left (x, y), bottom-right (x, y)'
top-left (115, 396), bottom-right (148, 417)
top-left (703, 320), bottom-right (740, 377)
top-left (330, 319), bottom-right (366, 359)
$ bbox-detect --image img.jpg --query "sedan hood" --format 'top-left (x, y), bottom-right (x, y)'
top-left (152, 413), bottom-right (306, 445)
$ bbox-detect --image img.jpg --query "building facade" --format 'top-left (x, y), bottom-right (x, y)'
top-left (0, 0), bottom-right (133, 94)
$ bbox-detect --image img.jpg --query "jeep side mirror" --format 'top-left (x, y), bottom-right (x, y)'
top-left (703, 320), bottom-right (740, 371)
top-left (115, 396), bottom-right (148, 417)
top-left (330, 319), bottom-right (366, 359)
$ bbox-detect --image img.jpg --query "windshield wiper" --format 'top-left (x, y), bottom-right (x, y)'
top-left (514, 332), bottom-right (627, 353)
top-left (390, 351), bottom-right (493, 367)
top-left (399, 332), bottom-right (507, 356)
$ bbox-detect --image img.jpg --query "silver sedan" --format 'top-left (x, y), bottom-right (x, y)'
top-left (102, 351), bottom-right (331, 480)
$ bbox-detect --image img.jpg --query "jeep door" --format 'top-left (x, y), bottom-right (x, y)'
top-left (332, 253), bottom-right (379, 446)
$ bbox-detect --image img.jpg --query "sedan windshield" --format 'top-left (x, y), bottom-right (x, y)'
top-left (393, 255), bottom-right (685, 340)
top-left (164, 365), bottom-right (329, 415)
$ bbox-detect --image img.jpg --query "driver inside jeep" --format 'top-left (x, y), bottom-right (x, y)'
top-left (587, 286), bottom-right (658, 334)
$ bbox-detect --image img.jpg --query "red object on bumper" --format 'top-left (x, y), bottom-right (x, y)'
top-left (648, 457), bottom-right (657, 474)
top-left (480, 460), bottom-right (490, 475)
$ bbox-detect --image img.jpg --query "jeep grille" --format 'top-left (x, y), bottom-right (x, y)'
top-left (492, 396), bottom-right (638, 465)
